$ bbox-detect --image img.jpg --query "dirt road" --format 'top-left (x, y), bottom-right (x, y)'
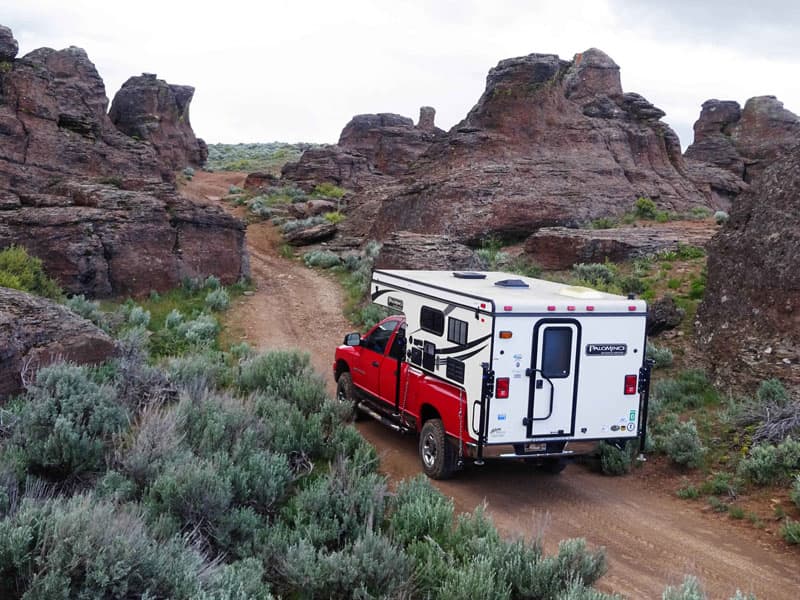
top-left (188, 172), bottom-right (800, 599)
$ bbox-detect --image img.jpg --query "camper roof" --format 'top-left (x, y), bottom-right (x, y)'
top-left (373, 269), bottom-right (646, 314)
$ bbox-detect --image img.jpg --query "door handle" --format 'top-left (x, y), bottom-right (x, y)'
top-left (372, 361), bottom-right (380, 367)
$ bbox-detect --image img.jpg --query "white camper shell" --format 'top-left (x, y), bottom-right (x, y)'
top-left (370, 269), bottom-right (652, 461)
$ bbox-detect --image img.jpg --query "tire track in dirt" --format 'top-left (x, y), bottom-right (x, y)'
top-left (186, 171), bottom-right (800, 600)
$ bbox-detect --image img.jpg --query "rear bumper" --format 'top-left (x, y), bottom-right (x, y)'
top-left (462, 439), bottom-right (622, 460)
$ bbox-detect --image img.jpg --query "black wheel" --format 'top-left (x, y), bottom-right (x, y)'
top-left (336, 372), bottom-right (360, 420)
top-left (419, 418), bottom-right (457, 480)
top-left (541, 457), bottom-right (567, 474)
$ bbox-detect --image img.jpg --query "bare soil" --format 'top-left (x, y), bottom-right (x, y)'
top-left (187, 171), bottom-right (800, 599)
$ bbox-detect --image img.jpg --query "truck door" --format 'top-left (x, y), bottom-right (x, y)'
top-left (527, 321), bottom-right (579, 437)
top-left (355, 318), bottom-right (401, 404)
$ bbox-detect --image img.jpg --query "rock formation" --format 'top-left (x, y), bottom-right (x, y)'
top-left (696, 145), bottom-right (800, 386)
top-left (282, 106), bottom-right (444, 191)
top-left (0, 286), bottom-right (116, 400)
top-left (684, 97), bottom-right (800, 203)
top-left (524, 223), bottom-right (717, 270)
top-left (374, 232), bottom-right (484, 270)
top-left (109, 73), bottom-right (207, 170)
top-left (0, 25), bottom-right (247, 297)
top-left (289, 48), bottom-right (712, 245)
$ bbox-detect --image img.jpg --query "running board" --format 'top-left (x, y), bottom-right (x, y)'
top-left (357, 402), bottom-right (410, 434)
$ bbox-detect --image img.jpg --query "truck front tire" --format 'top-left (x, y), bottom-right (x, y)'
top-left (419, 418), bottom-right (457, 480)
top-left (336, 372), bottom-right (360, 421)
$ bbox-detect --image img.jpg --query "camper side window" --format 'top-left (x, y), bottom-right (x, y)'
top-left (541, 327), bottom-right (573, 379)
top-left (447, 317), bottom-right (468, 345)
top-left (420, 306), bottom-right (444, 336)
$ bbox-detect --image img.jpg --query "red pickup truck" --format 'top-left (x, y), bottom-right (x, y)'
top-left (334, 315), bottom-right (470, 479)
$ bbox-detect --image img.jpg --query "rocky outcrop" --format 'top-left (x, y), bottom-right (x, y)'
top-left (0, 181), bottom-right (246, 297)
top-left (0, 25), bottom-right (247, 297)
top-left (685, 97), bottom-right (800, 187)
top-left (281, 106), bottom-right (444, 191)
top-left (0, 286), bottom-right (116, 400)
top-left (524, 223), bottom-right (717, 270)
top-left (696, 146), bottom-right (800, 386)
top-left (109, 73), bottom-right (207, 170)
top-left (647, 296), bottom-right (684, 336)
top-left (0, 25), bottom-right (17, 61)
top-left (284, 222), bottom-right (337, 246)
top-left (339, 48), bottom-right (710, 244)
top-left (374, 232), bottom-right (484, 270)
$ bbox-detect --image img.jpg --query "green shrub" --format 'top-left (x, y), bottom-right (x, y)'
top-left (177, 313), bottom-right (219, 346)
top-left (676, 244), bottom-right (705, 259)
top-left (288, 456), bottom-right (387, 549)
top-left (280, 216), bottom-right (327, 233)
top-left (167, 351), bottom-right (231, 390)
top-left (304, 249), bottom-right (341, 268)
top-left (323, 210), bottom-right (345, 224)
top-left (205, 288), bottom-right (231, 312)
top-left (791, 475), bottom-right (800, 509)
top-left (598, 441), bottom-right (633, 475)
top-left (279, 532), bottom-right (411, 599)
top-left (647, 344), bottom-right (674, 369)
top-left (702, 472), bottom-right (738, 497)
top-left (653, 369), bottom-right (717, 411)
top-left (0, 495), bottom-right (209, 599)
top-left (0, 245), bottom-right (62, 299)
top-left (781, 519), bottom-right (800, 544)
top-left (687, 206), bottom-right (712, 220)
top-left (65, 294), bottom-right (106, 328)
top-left (165, 308), bottom-right (185, 329)
top-left (128, 305), bottom-right (151, 327)
top-left (620, 274), bottom-right (646, 295)
top-left (590, 217), bottom-right (618, 229)
top-left (313, 182), bottom-right (347, 199)
top-left (572, 262), bottom-right (617, 286)
top-left (120, 403), bottom-right (185, 489)
top-left (12, 363), bottom-right (127, 480)
top-left (737, 438), bottom-right (800, 485)
top-left (714, 210), bottom-right (729, 225)
top-left (662, 420), bottom-right (706, 468)
top-left (389, 475), bottom-right (455, 546)
top-left (635, 197), bottom-right (658, 219)
top-left (663, 575), bottom-right (705, 600)
top-left (677, 484), bottom-right (699, 499)
top-left (204, 275), bottom-right (221, 289)
top-left (507, 256), bottom-right (542, 278)
top-left (238, 349), bottom-right (312, 393)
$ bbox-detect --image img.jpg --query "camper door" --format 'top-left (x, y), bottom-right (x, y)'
top-left (526, 320), bottom-right (579, 437)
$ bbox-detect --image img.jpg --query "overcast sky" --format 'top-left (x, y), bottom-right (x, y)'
top-left (4, 1), bottom-right (800, 147)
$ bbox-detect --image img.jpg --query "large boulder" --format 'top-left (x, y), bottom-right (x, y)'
top-left (339, 48), bottom-right (710, 244)
top-left (696, 145), bottom-right (800, 386)
top-left (0, 24), bottom-right (18, 61)
top-left (0, 25), bottom-right (247, 297)
top-left (109, 73), bottom-right (207, 170)
top-left (524, 223), bottom-right (717, 270)
top-left (0, 287), bottom-right (116, 400)
top-left (374, 232), bottom-right (484, 270)
top-left (685, 97), bottom-right (800, 187)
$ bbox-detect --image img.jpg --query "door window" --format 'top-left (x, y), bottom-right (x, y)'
top-left (363, 320), bottom-right (399, 354)
top-left (420, 306), bottom-right (444, 336)
top-left (541, 327), bottom-right (573, 378)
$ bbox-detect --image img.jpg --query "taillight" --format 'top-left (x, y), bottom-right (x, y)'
top-left (624, 374), bottom-right (637, 395)
top-left (496, 377), bottom-right (510, 398)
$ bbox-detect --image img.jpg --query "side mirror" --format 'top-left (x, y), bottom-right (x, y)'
top-left (344, 332), bottom-right (361, 346)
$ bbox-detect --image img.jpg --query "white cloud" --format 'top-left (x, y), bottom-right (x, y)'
top-left (4, 0), bottom-right (799, 147)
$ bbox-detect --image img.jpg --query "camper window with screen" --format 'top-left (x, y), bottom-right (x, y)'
top-left (541, 327), bottom-right (573, 378)
top-left (420, 306), bottom-right (445, 336)
top-left (447, 317), bottom-right (468, 345)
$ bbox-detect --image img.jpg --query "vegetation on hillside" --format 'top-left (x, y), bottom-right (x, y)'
top-left (0, 245), bottom-right (63, 300)
top-left (0, 282), bottom-right (625, 599)
top-left (206, 142), bottom-right (316, 174)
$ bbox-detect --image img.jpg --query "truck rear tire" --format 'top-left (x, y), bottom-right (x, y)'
top-left (336, 372), bottom-right (360, 421)
top-left (419, 418), bottom-right (457, 480)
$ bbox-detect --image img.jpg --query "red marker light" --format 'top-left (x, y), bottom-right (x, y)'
top-left (503, 305), bottom-right (513, 311)
top-left (496, 377), bottom-right (510, 398)
top-left (628, 305), bottom-right (637, 312)
top-left (586, 305), bottom-right (595, 311)
top-left (480, 303), bottom-right (486, 308)
top-left (547, 305), bottom-right (556, 311)
top-left (567, 305), bottom-right (576, 311)
top-left (624, 374), bottom-right (637, 395)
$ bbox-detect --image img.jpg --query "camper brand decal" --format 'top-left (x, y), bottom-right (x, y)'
top-left (586, 343), bottom-right (627, 356)
top-left (387, 296), bottom-right (404, 311)
top-left (629, 410), bottom-right (636, 421)
top-left (626, 423), bottom-right (636, 432)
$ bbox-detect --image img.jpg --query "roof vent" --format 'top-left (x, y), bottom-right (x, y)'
top-left (494, 278), bottom-right (529, 288)
top-left (453, 272), bottom-right (486, 279)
